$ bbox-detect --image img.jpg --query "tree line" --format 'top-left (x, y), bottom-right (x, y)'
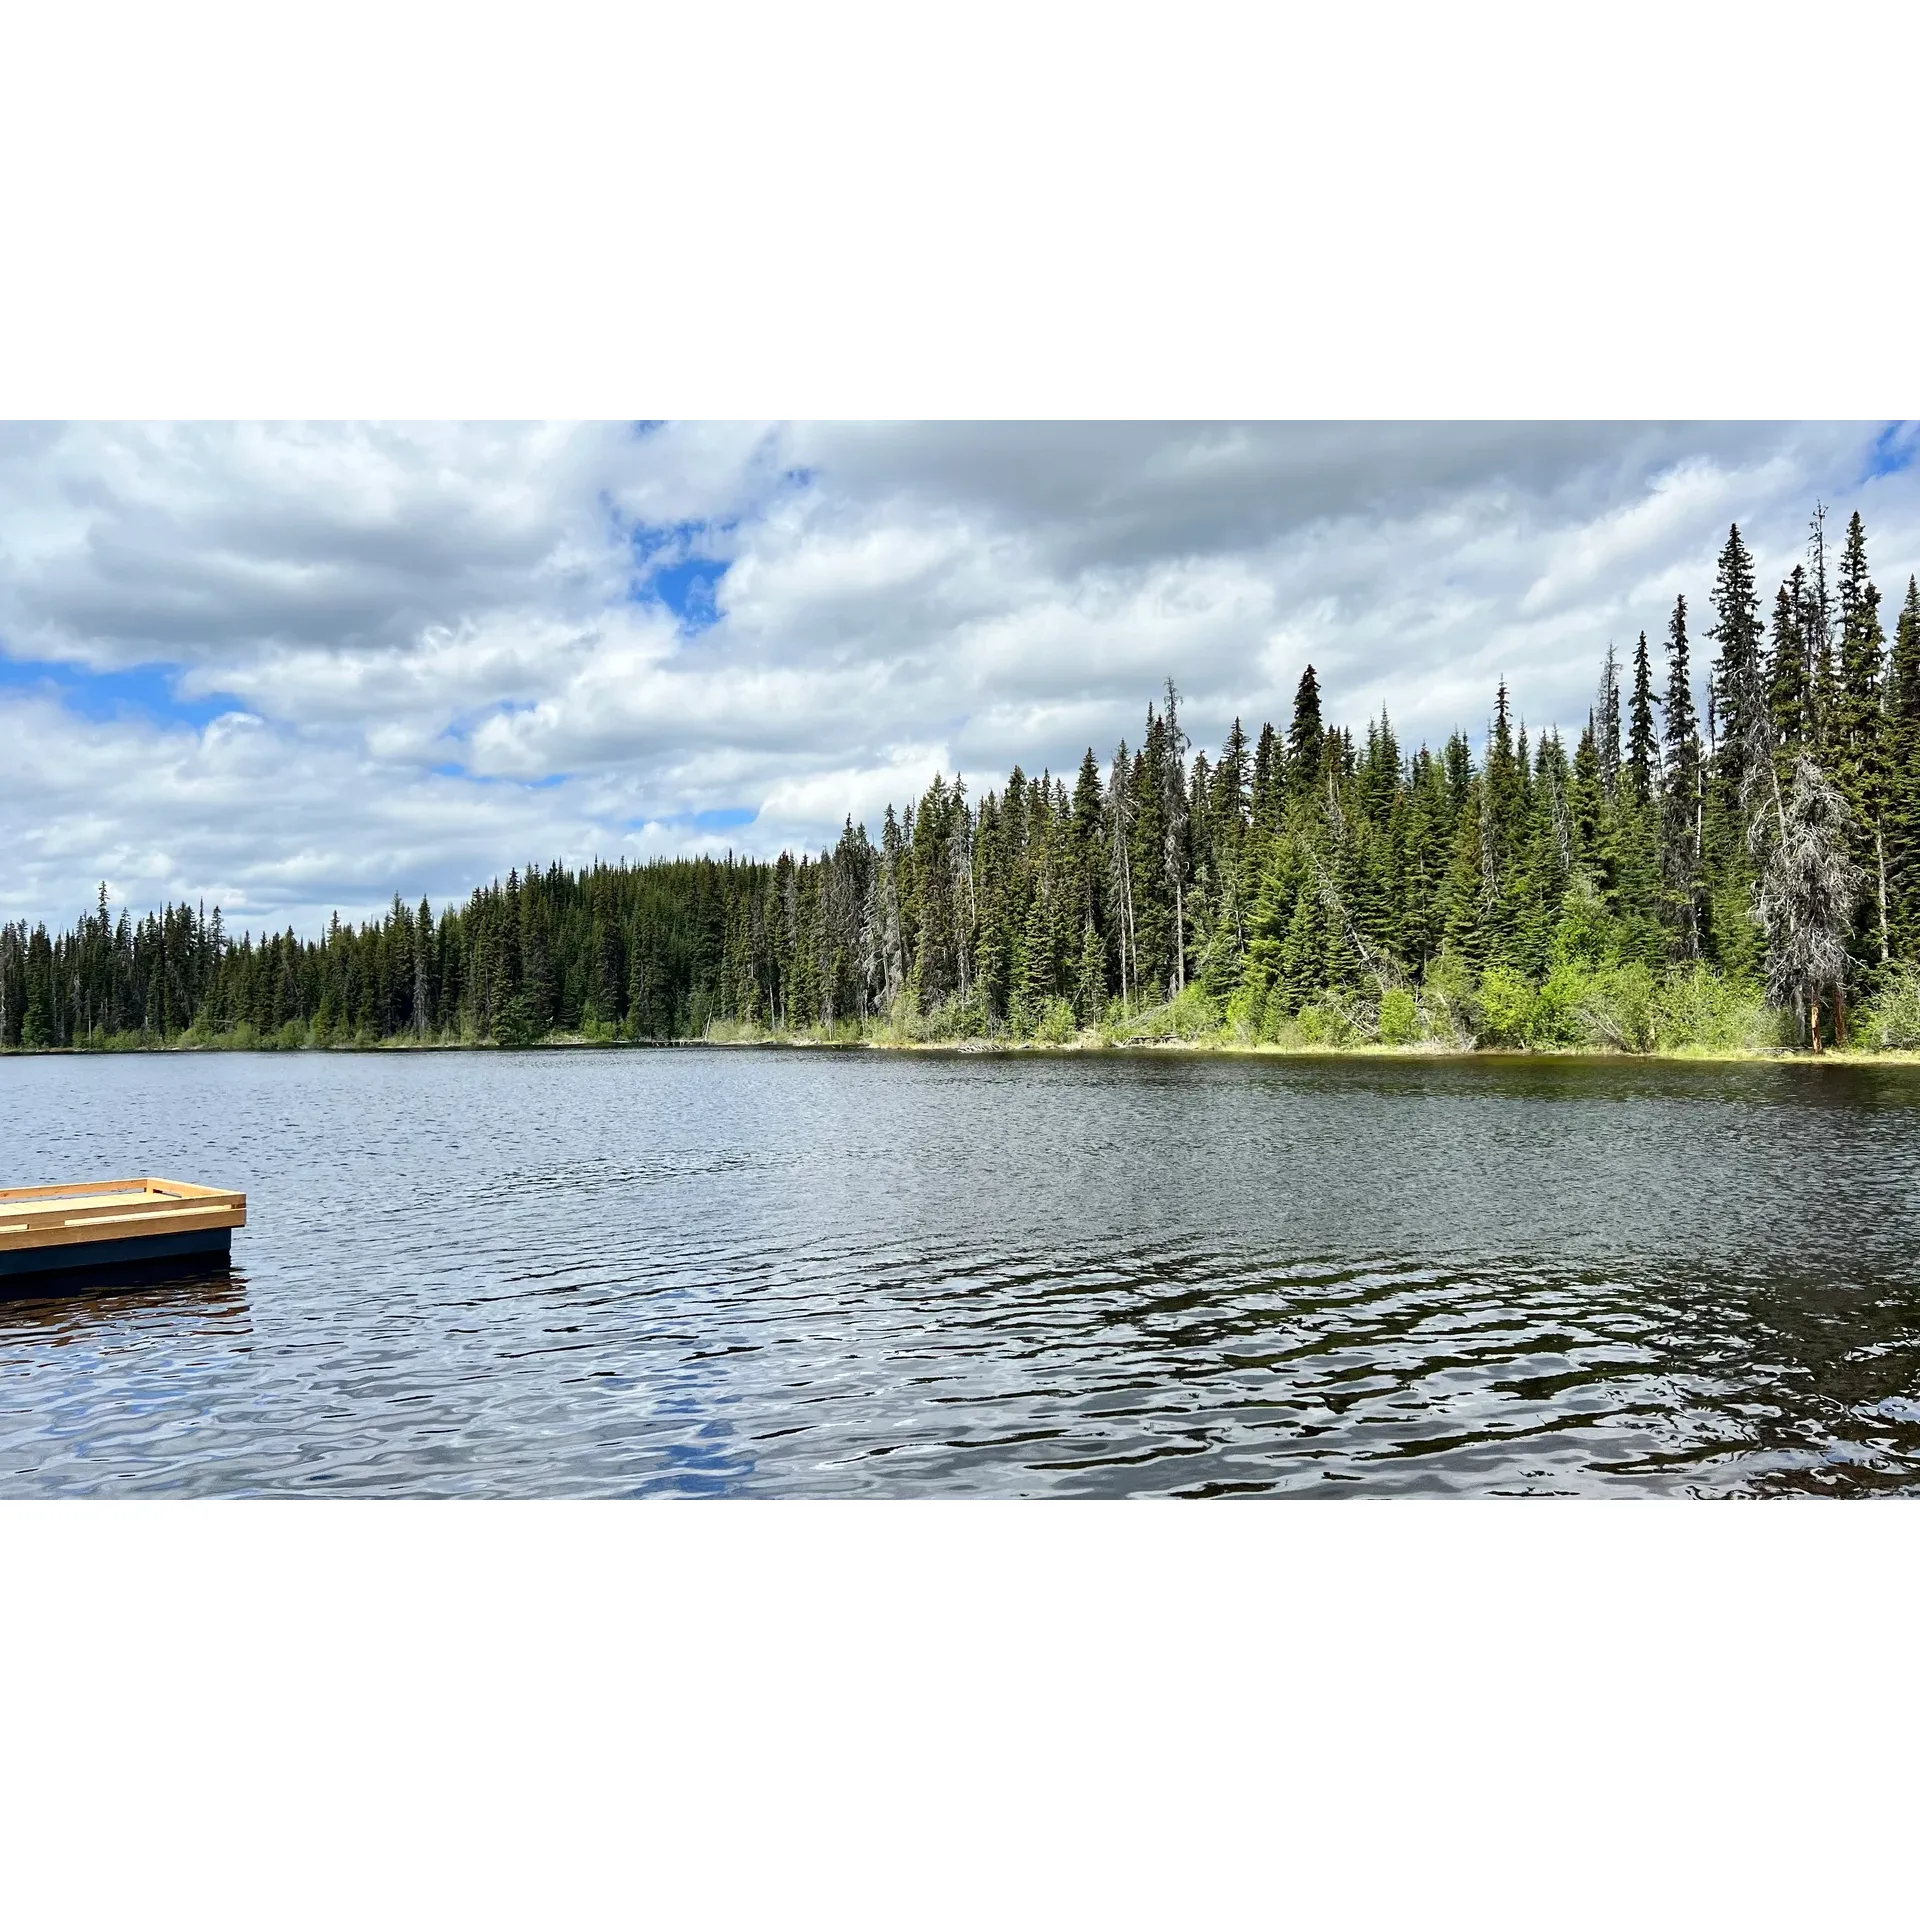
top-left (5, 508), bottom-right (1920, 1056)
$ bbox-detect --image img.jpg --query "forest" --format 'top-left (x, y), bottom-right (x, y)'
top-left (5, 509), bottom-right (1920, 1058)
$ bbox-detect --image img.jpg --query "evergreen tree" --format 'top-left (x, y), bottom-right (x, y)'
top-left (1160, 680), bottom-right (1193, 993)
top-left (1073, 914), bottom-right (1107, 1023)
top-left (1105, 743), bottom-right (1140, 1011)
top-left (1286, 666), bottom-right (1323, 799)
top-left (1707, 523), bottom-right (1763, 803)
top-left (1807, 502), bottom-right (1836, 746)
top-left (1833, 510), bottom-right (1889, 968)
top-left (1884, 578), bottom-right (1920, 962)
top-left (1626, 631), bottom-right (1660, 805)
top-left (1400, 747), bottom-right (1452, 976)
top-left (1661, 595), bottom-right (1703, 959)
top-left (1009, 886), bottom-right (1052, 1034)
top-left (1570, 723), bottom-right (1603, 864)
top-left (1213, 716), bottom-right (1250, 835)
top-left (1768, 572), bottom-right (1810, 770)
top-left (1596, 644), bottom-right (1623, 801)
top-left (1250, 722), bottom-right (1281, 835)
top-left (12, 511), bottom-right (1913, 1065)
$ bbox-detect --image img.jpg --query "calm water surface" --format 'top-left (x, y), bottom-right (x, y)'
top-left (4, 1048), bottom-right (1920, 1496)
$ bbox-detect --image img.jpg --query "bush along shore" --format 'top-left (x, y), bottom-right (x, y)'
top-left (5, 511), bottom-right (1920, 1065)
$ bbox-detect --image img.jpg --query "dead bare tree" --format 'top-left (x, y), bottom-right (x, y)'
top-left (1750, 755), bottom-right (1860, 1051)
top-left (1724, 628), bottom-right (1858, 1051)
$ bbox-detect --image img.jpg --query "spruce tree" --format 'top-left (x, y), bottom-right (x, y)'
top-left (1287, 666), bottom-right (1324, 799)
top-left (1884, 576), bottom-right (1920, 962)
top-left (1768, 572), bottom-right (1810, 770)
top-left (1442, 731), bottom-right (1474, 822)
top-left (1069, 749), bottom-right (1106, 973)
top-left (1277, 880), bottom-right (1330, 1012)
top-left (1661, 595), bottom-right (1703, 958)
top-left (1485, 682), bottom-right (1522, 859)
top-left (1250, 721), bottom-right (1281, 835)
top-left (1571, 722), bottom-right (1603, 863)
top-left (1833, 510), bottom-right (1889, 968)
top-left (1707, 524), bottom-right (1763, 802)
top-left (1807, 503), bottom-right (1836, 747)
top-left (1129, 711), bottom-right (1172, 996)
top-left (1238, 840), bottom-right (1302, 1024)
top-left (1073, 914), bottom-right (1106, 1023)
top-left (1401, 748), bottom-right (1452, 975)
top-left (1070, 750), bottom-right (1105, 849)
top-left (1213, 717), bottom-right (1250, 833)
top-left (1009, 887), bottom-right (1052, 1034)
top-left (1160, 680), bottom-right (1192, 992)
top-left (1626, 631), bottom-right (1660, 805)
top-left (1440, 783), bottom-right (1494, 976)
top-left (1105, 743), bottom-right (1140, 1011)
top-left (1596, 644), bottom-right (1623, 801)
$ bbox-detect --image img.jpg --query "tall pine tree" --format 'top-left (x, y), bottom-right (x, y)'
top-left (1833, 510), bottom-right (1889, 968)
top-left (1661, 596), bottom-right (1703, 959)
top-left (1884, 576), bottom-right (1920, 963)
top-left (1286, 666), bottom-right (1324, 800)
top-left (1626, 630), bottom-right (1660, 805)
top-left (1707, 523), bottom-right (1763, 802)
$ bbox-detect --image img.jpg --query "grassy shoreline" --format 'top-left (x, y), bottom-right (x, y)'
top-left (6, 1023), bottom-right (1919, 1067)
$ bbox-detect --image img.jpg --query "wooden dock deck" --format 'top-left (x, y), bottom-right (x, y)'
top-left (0, 1178), bottom-right (247, 1282)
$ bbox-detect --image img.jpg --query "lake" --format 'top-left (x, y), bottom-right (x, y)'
top-left (4, 1046), bottom-right (1920, 1495)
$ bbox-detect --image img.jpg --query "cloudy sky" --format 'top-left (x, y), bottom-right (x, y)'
top-left (2, 421), bottom-right (1916, 934)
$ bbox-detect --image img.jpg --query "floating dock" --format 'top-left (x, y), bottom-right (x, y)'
top-left (0, 1178), bottom-right (247, 1283)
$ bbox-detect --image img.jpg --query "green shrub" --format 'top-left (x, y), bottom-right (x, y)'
top-left (1294, 1001), bottom-right (1344, 1047)
top-left (1168, 983), bottom-right (1221, 1039)
top-left (491, 992), bottom-right (544, 1048)
top-left (1573, 960), bottom-right (1656, 1053)
top-left (1533, 959), bottom-right (1595, 1048)
top-left (1422, 948), bottom-right (1480, 1045)
top-left (1377, 986), bottom-right (1419, 1046)
top-left (1034, 997), bottom-right (1078, 1044)
top-left (1650, 964), bottom-right (1765, 1053)
top-left (1862, 963), bottom-right (1920, 1051)
top-left (1552, 871), bottom-right (1614, 968)
top-left (1477, 966), bottom-right (1539, 1048)
top-left (1223, 980), bottom-right (1266, 1043)
top-left (1103, 983), bottom-right (1224, 1045)
top-left (1256, 988), bottom-right (1293, 1044)
top-left (1294, 990), bottom-right (1370, 1048)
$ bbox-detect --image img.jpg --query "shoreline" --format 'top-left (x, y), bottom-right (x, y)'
top-left (5, 1031), bottom-right (1919, 1068)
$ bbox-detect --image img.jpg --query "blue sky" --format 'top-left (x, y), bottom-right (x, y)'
top-left (2, 421), bottom-right (1917, 933)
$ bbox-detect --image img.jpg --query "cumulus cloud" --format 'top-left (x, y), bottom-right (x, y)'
top-left (3, 421), bottom-right (1917, 932)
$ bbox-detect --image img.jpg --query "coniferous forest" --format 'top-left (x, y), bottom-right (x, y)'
top-left (6, 511), bottom-right (1920, 1057)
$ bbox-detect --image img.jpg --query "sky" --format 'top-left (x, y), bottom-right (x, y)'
top-left (3, 420), bottom-right (1918, 935)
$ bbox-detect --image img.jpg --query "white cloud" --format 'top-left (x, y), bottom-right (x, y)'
top-left (759, 746), bottom-right (956, 829)
top-left (3, 422), bottom-right (1918, 933)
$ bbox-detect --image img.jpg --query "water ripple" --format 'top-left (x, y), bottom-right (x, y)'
top-left (4, 1049), bottom-right (1920, 1494)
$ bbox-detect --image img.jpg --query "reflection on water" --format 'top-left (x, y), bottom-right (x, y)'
top-left (3, 1048), bottom-right (1919, 1495)
top-left (2, 1258), bottom-right (242, 1320)
top-left (0, 1267), bottom-right (243, 1328)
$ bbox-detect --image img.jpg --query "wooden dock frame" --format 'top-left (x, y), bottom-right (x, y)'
top-left (0, 1178), bottom-right (248, 1286)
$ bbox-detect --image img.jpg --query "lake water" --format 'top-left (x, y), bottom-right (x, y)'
top-left (4, 1047), bottom-right (1920, 1496)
